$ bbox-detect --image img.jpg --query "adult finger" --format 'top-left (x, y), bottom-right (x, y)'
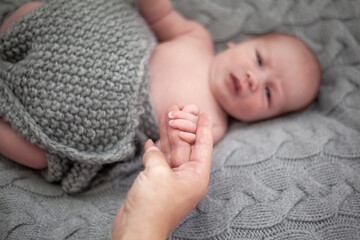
top-left (142, 140), bottom-right (169, 170)
top-left (161, 105), bottom-right (179, 166)
top-left (159, 116), bottom-right (172, 166)
top-left (189, 112), bottom-right (213, 175)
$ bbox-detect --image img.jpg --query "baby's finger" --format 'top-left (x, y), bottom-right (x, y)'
top-left (169, 119), bottom-right (197, 133)
top-left (168, 111), bottom-right (198, 123)
top-left (181, 104), bottom-right (199, 116)
top-left (179, 131), bottom-right (196, 144)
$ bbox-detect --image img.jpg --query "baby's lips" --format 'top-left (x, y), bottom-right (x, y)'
top-left (231, 73), bottom-right (241, 94)
top-left (227, 72), bottom-right (241, 96)
top-left (230, 68), bottom-right (249, 94)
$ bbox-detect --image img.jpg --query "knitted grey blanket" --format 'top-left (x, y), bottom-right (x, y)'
top-left (1, 0), bottom-right (360, 239)
top-left (0, 0), bottom-right (158, 193)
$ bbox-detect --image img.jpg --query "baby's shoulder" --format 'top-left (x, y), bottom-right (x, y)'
top-left (160, 21), bottom-right (213, 52)
top-left (153, 28), bottom-right (214, 66)
top-left (182, 21), bottom-right (213, 49)
top-left (212, 114), bottom-right (228, 144)
top-left (187, 21), bottom-right (212, 40)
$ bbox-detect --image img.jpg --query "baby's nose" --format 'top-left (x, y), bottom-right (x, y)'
top-left (247, 72), bottom-right (258, 92)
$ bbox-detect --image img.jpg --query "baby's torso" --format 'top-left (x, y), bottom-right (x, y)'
top-left (148, 35), bottom-right (228, 142)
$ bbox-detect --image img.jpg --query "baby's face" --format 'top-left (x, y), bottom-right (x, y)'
top-left (209, 34), bottom-right (321, 122)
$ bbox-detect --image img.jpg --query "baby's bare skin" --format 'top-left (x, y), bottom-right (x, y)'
top-left (148, 29), bottom-right (228, 143)
top-left (161, 104), bottom-right (200, 168)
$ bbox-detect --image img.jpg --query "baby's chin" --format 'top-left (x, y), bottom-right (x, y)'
top-left (228, 112), bottom-right (279, 123)
top-left (226, 112), bottom-right (254, 123)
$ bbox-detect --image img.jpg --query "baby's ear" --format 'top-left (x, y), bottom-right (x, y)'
top-left (227, 42), bottom-right (235, 49)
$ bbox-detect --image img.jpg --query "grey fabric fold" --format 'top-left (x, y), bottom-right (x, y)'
top-left (0, 0), bottom-right (158, 192)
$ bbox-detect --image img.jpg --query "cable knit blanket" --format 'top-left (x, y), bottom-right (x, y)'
top-left (1, 0), bottom-right (360, 239)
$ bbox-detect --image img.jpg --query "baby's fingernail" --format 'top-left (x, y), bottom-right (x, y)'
top-left (169, 120), bottom-right (175, 125)
top-left (168, 112), bottom-right (174, 118)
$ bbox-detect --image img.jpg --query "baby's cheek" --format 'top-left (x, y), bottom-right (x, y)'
top-left (236, 98), bottom-right (267, 122)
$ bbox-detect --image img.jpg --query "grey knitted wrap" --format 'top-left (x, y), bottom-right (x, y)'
top-left (0, 0), bottom-right (159, 193)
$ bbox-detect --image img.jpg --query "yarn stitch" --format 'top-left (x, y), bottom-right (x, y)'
top-left (0, 0), bottom-right (159, 193)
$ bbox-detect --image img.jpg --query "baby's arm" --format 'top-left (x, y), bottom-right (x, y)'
top-left (136, 0), bottom-right (207, 41)
top-left (161, 105), bottom-right (199, 168)
top-left (0, 2), bottom-right (42, 34)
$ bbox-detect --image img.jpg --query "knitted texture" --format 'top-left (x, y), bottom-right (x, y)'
top-left (1, 0), bottom-right (360, 239)
top-left (0, 0), bottom-right (158, 193)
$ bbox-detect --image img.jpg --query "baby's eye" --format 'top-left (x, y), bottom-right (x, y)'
top-left (265, 87), bottom-right (271, 101)
top-left (256, 53), bottom-right (263, 66)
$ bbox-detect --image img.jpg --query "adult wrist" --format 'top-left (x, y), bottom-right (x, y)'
top-left (112, 204), bottom-right (169, 240)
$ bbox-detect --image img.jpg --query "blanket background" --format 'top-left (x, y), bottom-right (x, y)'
top-left (1, 0), bottom-right (360, 239)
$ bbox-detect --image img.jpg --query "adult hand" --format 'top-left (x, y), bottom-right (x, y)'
top-left (112, 112), bottom-right (213, 240)
top-left (162, 104), bottom-right (199, 168)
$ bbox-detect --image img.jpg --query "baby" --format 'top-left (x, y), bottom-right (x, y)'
top-left (0, 1), bottom-right (321, 171)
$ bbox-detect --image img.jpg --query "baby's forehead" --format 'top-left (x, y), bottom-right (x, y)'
top-left (262, 35), bottom-right (315, 65)
top-left (254, 33), bottom-right (303, 49)
top-left (243, 33), bottom-right (320, 80)
top-left (254, 33), bottom-right (297, 43)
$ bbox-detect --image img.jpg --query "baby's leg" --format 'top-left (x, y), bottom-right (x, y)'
top-left (0, 2), bottom-right (43, 34)
top-left (0, 2), bottom-right (46, 169)
top-left (162, 105), bottom-right (198, 168)
top-left (0, 118), bottom-right (46, 169)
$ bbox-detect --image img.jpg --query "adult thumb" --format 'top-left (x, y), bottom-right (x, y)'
top-left (143, 139), bottom-right (169, 169)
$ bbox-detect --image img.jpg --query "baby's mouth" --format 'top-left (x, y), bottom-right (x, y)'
top-left (229, 73), bottom-right (241, 96)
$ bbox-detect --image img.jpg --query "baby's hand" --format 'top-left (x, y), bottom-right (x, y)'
top-left (168, 104), bottom-right (199, 144)
top-left (160, 104), bottom-right (199, 168)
